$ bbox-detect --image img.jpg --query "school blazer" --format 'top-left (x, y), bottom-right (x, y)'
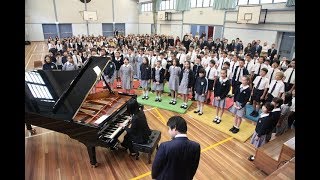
top-left (103, 60), bottom-right (115, 78)
top-left (194, 77), bottom-right (208, 95)
top-left (232, 66), bottom-right (249, 84)
top-left (152, 67), bottom-right (165, 83)
top-left (112, 57), bottom-right (124, 70)
top-left (255, 115), bottom-right (271, 137)
top-left (140, 64), bottom-right (151, 80)
top-left (234, 86), bottom-right (251, 109)
top-left (179, 69), bottom-right (194, 88)
top-left (151, 137), bottom-right (201, 180)
top-left (124, 110), bottom-right (151, 143)
top-left (192, 64), bottom-right (203, 78)
top-left (214, 79), bottom-right (231, 99)
top-left (263, 110), bottom-right (281, 133)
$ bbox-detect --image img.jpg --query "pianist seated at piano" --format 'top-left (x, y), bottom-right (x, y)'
top-left (118, 99), bottom-right (151, 156)
top-left (62, 55), bottom-right (79, 71)
top-left (42, 55), bottom-right (57, 70)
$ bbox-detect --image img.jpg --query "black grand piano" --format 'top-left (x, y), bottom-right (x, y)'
top-left (25, 56), bottom-right (136, 167)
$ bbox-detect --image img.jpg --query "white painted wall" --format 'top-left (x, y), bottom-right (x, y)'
top-left (171, 24), bottom-right (183, 39)
top-left (139, 12), bottom-right (154, 24)
top-left (55, 0), bottom-right (85, 23)
top-left (87, 0), bottom-right (113, 23)
top-left (182, 24), bottom-right (191, 36)
top-left (25, 0), bottom-right (56, 23)
top-left (139, 24), bottom-right (151, 34)
top-left (88, 24), bottom-right (102, 36)
top-left (184, 8), bottom-right (225, 25)
top-left (72, 24), bottom-right (87, 36)
top-left (25, 24), bottom-right (44, 41)
top-left (125, 24), bottom-right (139, 35)
top-left (114, 0), bottom-right (139, 23)
top-left (223, 28), bottom-right (278, 46)
top-left (160, 24), bottom-right (171, 35)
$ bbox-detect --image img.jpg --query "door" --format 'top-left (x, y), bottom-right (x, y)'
top-left (115, 23), bottom-right (125, 36)
top-left (59, 24), bottom-right (73, 38)
top-left (102, 23), bottom-right (113, 37)
top-left (199, 26), bottom-right (206, 38)
top-left (42, 24), bottom-right (58, 40)
top-left (208, 26), bottom-right (214, 38)
top-left (190, 25), bottom-right (198, 37)
top-left (278, 32), bottom-right (295, 60)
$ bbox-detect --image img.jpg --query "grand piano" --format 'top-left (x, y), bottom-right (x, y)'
top-left (25, 56), bottom-right (136, 167)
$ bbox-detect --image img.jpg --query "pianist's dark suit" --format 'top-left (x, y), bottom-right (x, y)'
top-left (151, 136), bottom-right (201, 180)
top-left (122, 110), bottom-right (151, 153)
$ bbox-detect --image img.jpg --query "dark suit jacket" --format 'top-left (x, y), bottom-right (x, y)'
top-left (267, 49), bottom-right (277, 62)
top-left (152, 137), bottom-right (201, 180)
top-left (124, 110), bottom-right (151, 143)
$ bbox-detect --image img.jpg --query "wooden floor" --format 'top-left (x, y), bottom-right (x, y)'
top-left (25, 42), bottom-right (269, 180)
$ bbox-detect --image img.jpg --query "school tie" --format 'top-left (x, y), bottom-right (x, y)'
top-left (236, 68), bottom-right (241, 82)
top-left (287, 69), bottom-right (294, 84)
top-left (207, 68), bottom-right (211, 78)
top-left (270, 81), bottom-right (277, 94)
top-left (256, 77), bottom-right (262, 89)
top-left (220, 58), bottom-right (225, 69)
top-left (257, 64), bottom-right (261, 75)
top-left (269, 69), bottom-right (274, 84)
top-left (232, 63), bottom-right (235, 73)
top-left (246, 62), bottom-right (249, 69)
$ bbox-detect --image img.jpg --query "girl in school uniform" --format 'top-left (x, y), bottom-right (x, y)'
top-left (213, 69), bottom-right (231, 124)
top-left (276, 92), bottom-right (292, 136)
top-left (205, 60), bottom-right (218, 104)
top-left (193, 68), bottom-right (208, 115)
top-left (140, 57), bottom-right (151, 100)
top-left (119, 57), bottom-right (134, 94)
top-left (168, 59), bottom-right (181, 105)
top-left (248, 102), bottom-right (274, 161)
top-left (62, 55), bottom-right (78, 71)
top-left (178, 61), bottom-right (194, 109)
top-left (43, 55), bottom-right (57, 70)
top-left (265, 97), bottom-right (283, 142)
top-left (265, 71), bottom-right (285, 103)
top-left (229, 75), bottom-right (251, 134)
top-left (152, 60), bottom-right (165, 102)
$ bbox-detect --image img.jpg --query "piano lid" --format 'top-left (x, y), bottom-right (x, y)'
top-left (25, 56), bottom-right (110, 120)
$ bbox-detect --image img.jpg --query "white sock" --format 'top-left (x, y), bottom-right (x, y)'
top-left (215, 116), bottom-right (219, 119)
top-left (146, 91), bottom-right (148, 96)
top-left (143, 92), bottom-right (145, 97)
top-left (200, 106), bottom-right (203, 112)
top-left (234, 125), bottom-right (239, 129)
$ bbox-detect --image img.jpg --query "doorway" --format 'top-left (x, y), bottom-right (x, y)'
top-left (278, 32), bottom-right (295, 60)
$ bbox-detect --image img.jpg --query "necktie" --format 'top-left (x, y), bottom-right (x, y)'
top-left (220, 58), bottom-right (225, 69)
top-left (256, 77), bottom-right (262, 89)
top-left (246, 62), bottom-right (249, 69)
top-left (236, 67), bottom-right (241, 82)
top-left (287, 69), bottom-right (294, 84)
top-left (232, 62), bottom-right (235, 73)
top-left (257, 64), bottom-right (261, 75)
top-left (269, 69), bottom-right (274, 84)
top-left (270, 81), bottom-right (277, 94)
top-left (207, 68), bottom-right (211, 78)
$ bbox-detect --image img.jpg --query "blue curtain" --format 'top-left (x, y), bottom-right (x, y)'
top-left (212, 0), bottom-right (237, 10)
top-left (175, 0), bottom-right (191, 11)
top-left (286, 0), bottom-right (295, 7)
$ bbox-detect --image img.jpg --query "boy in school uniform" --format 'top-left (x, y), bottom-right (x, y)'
top-left (250, 68), bottom-right (269, 117)
top-left (229, 75), bottom-right (251, 134)
top-left (191, 56), bottom-right (204, 101)
top-left (176, 48), bottom-right (186, 69)
top-left (205, 60), bottom-right (218, 104)
top-left (265, 71), bottom-right (285, 103)
top-left (213, 68), bottom-right (231, 124)
top-left (244, 54), bottom-right (255, 77)
top-left (252, 56), bottom-right (268, 82)
top-left (231, 58), bottom-right (249, 94)
top-left (193, 68), bottom-right (208, 115)
top-left (266, 60), bottom-right (280, 84)
top-left (283, 59), bottom-right (295, 92)
top-left (229, 55), bottom-right (239, 80)
top-left (152, 60), bottom-right (166, 102)
top-left (217, 51), bottom-right (230, 73)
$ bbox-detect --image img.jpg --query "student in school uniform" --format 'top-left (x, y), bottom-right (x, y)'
top-left (62, 55), bottom-right (78, 71)
top-left (119, 57), bottom-right (134, 94)
top-left (222, 62), bottom-right (232, 80)
top-left (217, 51), bottom-right (230, 73)
top-left (205, 60), bottom-right (218, 104)
top-left (191, 56), bottom-right (203, 101)
top-left (276, 92), bottom-right (292, 136)
top-left (140, 57), bottom-right (151, 100)
top-left (248, 102), bottom-right (274, 161)
top-left (264, 59), bottom-right (272, 69)
top-left (229, 55), bottom-right (239, 80)
top-left (201, 52), bottom-right (211, 68)
top-left (287, 89), bottom-right (295, 129)
top-left (152, 60), bottom-right (165, 102)
top-left (176, 48), bottom-right (186, 69)
top-left (283, 59), bottom-right (295, 92)
top-left (178, 61), bottom-right (194, 109)
top-left (265, 97), bottom-right (283, 142)
top-left (231, 58), bottom-right (249, 94)
top-left (250, 68), bottom-right (269, 117)
top-left (251, 56), bottom-right (267, 82)
top-left (125, 47), bottom-right (136, 78)
top-left (42, 55), bottom-right (57, 70)
top-left (229, 75), bottom-right (251, 134)
top-left (113, 51), bottom-right (124, 88)
top-left (266, 60), bottom-right (280, 84)
top-left (135, 49), bottom-right (144, 79)
top-left (193, 68), bottom-right (208, 115)
top-left (102, 56), bottom-right (116, 91)
top-left (168, 59), bottom-right (181, 105)
top-left (244, 54), bottom-right (255, 77)
top-left (265, 71), bottom-right (285, 103)
top-left (213, 68), bottom-right (231, 124)
top-left (279, 57), bottom-right (289, 71)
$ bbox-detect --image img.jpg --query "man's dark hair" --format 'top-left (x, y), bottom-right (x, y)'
top-left (167, 116), bottom-right (187, 133)
top-left (272, 97), bottom-right (284, 108)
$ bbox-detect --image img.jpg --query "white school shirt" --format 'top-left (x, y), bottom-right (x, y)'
top-left (261, 45), bottom-right (269, 53)
top-left (72, 55), bottom-right (82, 67)
top-left (253, 76), bottom-right (269, 90)
top-left (266, 67), bottom-right (281, 81)
top-left (290, 97), bottom-right (295, 112)
top-left (252, 63), bottom-right (268, 75)
top-left (229, 61), bottom-right (239, 76)
top-left (176, 53), bottom-right (186, 65)
top-left (217, 57), bottom-right (230, 72)
top-left (159, 58), bottom-right (167, 70)
top-left (187, 51), bottom-right (197, 63)
top-left (48, 43), bottom-right (55, 50)
top-left (245, 60), bottom-right (255, 73)
top-left (56, 44), bottom-right (63, 51)
top-left (283, 68), bottom-right (295, 84)
top-left (268, 80), bottom-right (285, 97)
top-left (233, 66), bottom-right (245, 82)
top-left (201, 57), bottom-right (211, 68)
top-left (205, 66), bottom-right (218, 80)
top-left (151, 56), bottom-right (158, 68)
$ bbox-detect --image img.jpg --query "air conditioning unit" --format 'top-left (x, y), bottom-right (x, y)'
top-left (158, 11), bottom-right (172, 21)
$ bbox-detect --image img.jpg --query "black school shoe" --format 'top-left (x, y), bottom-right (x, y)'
top-left (158, 99), bottom-right (162, 102)
top-left (169, 100), bottom-right (173, 104)
top-left (155, 98), bottom-right (159, 102)
top-left (194, 110), bottom-right (200, 113)
top-left (172, 101), bottom-right (177, 105)
top-left (145, 96), bottom-right (149, 100)
top-left (198, 112), bottom-right (203, 115)
top-left (248, 155), bottom-right (255, 161)
top-left (232, 127), bottom-right (240, 134)
top-left (216, 119), bottom-right (221, 124)
top-left (229, 126), bottom-right (236, 132)
top-left (183, 104), bottom-right (188, 109)
top-left (142, 96), bottom-right (146, 100)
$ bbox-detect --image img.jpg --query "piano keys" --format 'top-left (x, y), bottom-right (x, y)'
top-left (25, 56), bottom-right (136, 167)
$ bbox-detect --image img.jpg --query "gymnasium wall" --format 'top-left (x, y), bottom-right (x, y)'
top-left (25, 0), bottom-right (139, 41)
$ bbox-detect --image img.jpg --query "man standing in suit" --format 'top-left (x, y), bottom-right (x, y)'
top-left (152, 116), bottom-right (201, 180)
top-left (267, 43), bottom-right (278, 64)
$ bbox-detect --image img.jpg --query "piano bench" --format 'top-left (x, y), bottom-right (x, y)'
top-left (132, 130), bottom-right (161, 164)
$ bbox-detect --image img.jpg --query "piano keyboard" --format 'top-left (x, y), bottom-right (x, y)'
top-left (103, 116), bottom-right (130, 139)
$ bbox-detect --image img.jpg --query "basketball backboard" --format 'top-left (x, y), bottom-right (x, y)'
top-left (237, 5), bottom-right (262, 24)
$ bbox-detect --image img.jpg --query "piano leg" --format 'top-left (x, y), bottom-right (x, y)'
top-left (86, 146), bottom-right (98, 167)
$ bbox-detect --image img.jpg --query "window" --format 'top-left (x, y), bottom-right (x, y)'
top-left (159, 0), bottom-right (176, 10)
top-left (203, 0), bottom-right (211, 7)
top-left (260, 0), bottom-right (272, 3)
top-left (273, 0), bottom-right (286, 3)
top-left (191, 0), bottom-right (197, 8)
top-left (196, 0), bottom-right (203, 7)
top-left (238, 0), bottom-right (249, 5)
top-left (249, 0), bottom-right (260, 4)
top-left (25, 71), bottom-right (54, 102)
top-left (141, 2), bottom-right (152, 12)
top-left (190, 0), bottom-right (213, 8)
